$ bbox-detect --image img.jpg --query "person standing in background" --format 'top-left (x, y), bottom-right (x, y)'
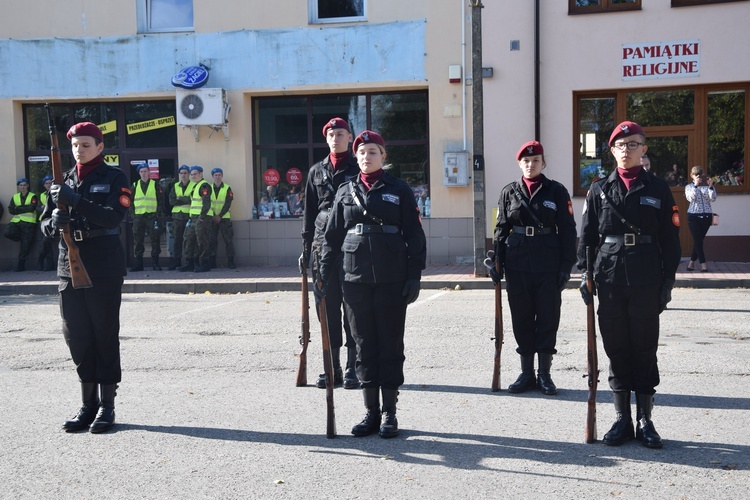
top-left (7, 178), bottom-right (38, 272)
top-left (209, 167), bottom-right (236, 269)
top-left (130, 164), bottom-right (163, 272)
top-left (179, 166), bottom-right (213, 273)
top-left (685, 166), bottom-right (717, 272)
top-left (167, 165), bottom-right (194, 270)
top-left (37, 175), bottom-right (57, 271)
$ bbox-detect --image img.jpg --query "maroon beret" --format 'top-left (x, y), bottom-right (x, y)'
top-left (322, 117), bottom-right (351, 136)
top-left (609, 121), bottom-right (645, 146)
top-left (67, 122), bottom-right (103, 142)
top-left (352, 130), bottom-right (385, 152)
top-left (516, 140), bottom-right (544, 161)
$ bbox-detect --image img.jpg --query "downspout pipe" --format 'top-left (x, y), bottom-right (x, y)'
top-left (534, 0), bottom-right (541, 141)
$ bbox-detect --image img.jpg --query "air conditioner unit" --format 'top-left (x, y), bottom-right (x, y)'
top-left (176, 88), bottom-right (227, 126)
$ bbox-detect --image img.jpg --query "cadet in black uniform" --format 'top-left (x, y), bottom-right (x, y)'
top-left (300, 117), bottom-right (360, 390)
top-left (318, 130), bottom-right (426, 438)
top-left (491, 141), bottom-right (577, 395)
top-left (39, 122), bottom-right (131, 433)
top-left (578, 121), bottom-right (681, 449)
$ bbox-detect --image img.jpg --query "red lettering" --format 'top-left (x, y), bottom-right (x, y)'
top-left (623, 47), bottom-right (634, 59)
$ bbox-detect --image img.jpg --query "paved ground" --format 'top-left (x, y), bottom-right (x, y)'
top-left (0, 286), bottom-right (748, 499)
top-left (1, 260), bottom-right (749, 295)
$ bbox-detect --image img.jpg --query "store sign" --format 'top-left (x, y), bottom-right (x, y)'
top-left (28, 156), bottom-right (50, 162)
top-left (286, 168), bottom-right (302, 185)
top-left (263, 168), bottom-right (280, 186)
top-left (127, 116), bottom-right (176, 135)
top-left (622, 39), bottom-right (700, 81)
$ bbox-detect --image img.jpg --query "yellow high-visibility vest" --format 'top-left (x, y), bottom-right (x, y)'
top-left (10, 192), bottom-right (37, 224)
top-left (189, 180), bottom-right (213, 217)
top-left (211, 184), bottom-right (232, 219)
top-left (172, 181), bottom-right (195, 215)
top-left (133, 180), bottom-right (158, 214)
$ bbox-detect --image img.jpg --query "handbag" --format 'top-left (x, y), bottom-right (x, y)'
top-left (712, 213), bottom-right (720, 226)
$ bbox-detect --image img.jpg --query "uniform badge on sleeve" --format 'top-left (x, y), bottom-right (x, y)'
top-left (120, 187), bottom-right (132, 208)
top-left (382, 193), bottom-right (400, 205)
top-left (671, 205), bottom-right (680, 227)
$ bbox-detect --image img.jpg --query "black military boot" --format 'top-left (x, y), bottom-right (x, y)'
top-left (379, 388), bottom-right (399, 438)
top-left (129, 257), bottom-right (144, 272)
top-left (178, 258), bottom-right (194, 272)
top-left (62, 382), bottom-right (99, 432)
top-left (508, 354), bottom-right (536, 393)
top-left (343, 346), bottom-right (360, 389)
top-left (537, 353), bottom-right (558, 395)
top-left (152, 256), bottom-right (162, 271)
top-left (227, 257), bottom-right (236, 269)
top-left (316, 348), bottom-right (343, 388)
top-left (351, 387), bottom-right (381, 437)
top-left (89, 384), bottom-right (117, 434)
top-left (194, 258), bottom-right (210, 273)
top-left (603, 391), bottom-right (635, 446)
top-left (209, 256), bottom-right (217, 269)
top-left (168, 257), bottom-right (180, 271)
top-left (14, 259), bottom-right (26, 272)
top-left (635, 393), bottom-right (663, 449)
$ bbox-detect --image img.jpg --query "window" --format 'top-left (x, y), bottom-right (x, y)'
top-left (137, 0), bottom-right (194, 33)
top-left (569, 0), bottom-right (641, 14)
top-left (253, 91), bottom-right (429, 219)
top-left (672, 0), bottom-right (748, 6)
top-left (573, 84), bottom-right (748, 195)
top-left (310, 0), bottom-right (366, 24)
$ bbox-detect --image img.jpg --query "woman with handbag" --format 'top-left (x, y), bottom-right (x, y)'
top-left (685, 166), bottom-right (717, 272)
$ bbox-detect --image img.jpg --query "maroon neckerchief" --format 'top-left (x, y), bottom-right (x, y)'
top-left (329, 151), bottom-right (350, 171)
top-left (76, 154), bottom-right (104, 181)
top-left (618, 165), bottom-right (643, 191)
top-left (360, 169), bottom-right (384, 191)
top-left (521, 175), bottom-right (543, 197)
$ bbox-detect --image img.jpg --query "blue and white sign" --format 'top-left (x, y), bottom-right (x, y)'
top-left (171, 65), bottom-right (210, 89)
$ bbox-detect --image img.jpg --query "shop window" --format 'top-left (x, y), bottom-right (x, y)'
top-left (626, 89), bottom-right (694, 127)
top-left (672, 0), bottom-right (748, 7)
top-left (137, 0), bottom-right (194, 33)
top-left (253, 91), bottom-right (429, 219)
top-left (569, 0), bottom-right (641, 15)
top-left (577, 96), bottom-right (616, 191)
top-left (310, 0), bottom-right (366, 24)
top-left (707, 90), bottom-right (745, 187)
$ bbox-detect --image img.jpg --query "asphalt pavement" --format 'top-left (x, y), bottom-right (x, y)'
top-left (0, 286), bottom-right (748, 499)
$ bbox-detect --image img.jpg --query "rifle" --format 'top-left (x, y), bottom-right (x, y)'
top-left (585, 246), bottom-right (599, 443)
top-left (484, 250), bottom-right (503, 392)
top-left (295, 262), bottom-right (311, 387)
top-left (45, 104), bottom-right (93, 289)
top-left (317, 281), bottom-right (336, 438)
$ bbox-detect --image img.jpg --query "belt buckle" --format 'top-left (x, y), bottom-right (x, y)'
top-left (73, 230), bottom-right (84, 242)
top-left (525, 226), bottom-right (535, 237)
top-left (354, 223), bottom-right (364, 235)
top-left (624, 233), bottom-right (636, 246)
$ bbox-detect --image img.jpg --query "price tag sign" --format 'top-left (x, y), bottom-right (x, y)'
top-left (263, 168), bottom-right (280, 186)
top-left (286, 167), bottom-right (302, 185)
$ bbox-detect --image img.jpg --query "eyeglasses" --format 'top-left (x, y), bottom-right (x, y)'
top-left (612, 141), bottom-right (645, 151)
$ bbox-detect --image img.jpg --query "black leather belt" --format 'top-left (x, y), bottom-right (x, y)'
top-left (348, 224), bottom-right (400, 235)
top-left (513, 226), bottom-right (556, 236)
top-left (73, 228), bottom-right (120, 241)
top-left (604, 234), bottom-right (654, 246)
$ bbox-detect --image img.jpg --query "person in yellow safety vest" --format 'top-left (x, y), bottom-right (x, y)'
top-left (209, 167), bottom-right (236, 269)
top-left (36, 175), bottom-right (58, 271)
top-left (167, 165), bottom-right (195, 270)
top-left (129, 163), bottom-right (163, 272)
top-left (6, 178), bottom-right (39, 271)
top-left (179, 166), bottom-right (214, 273)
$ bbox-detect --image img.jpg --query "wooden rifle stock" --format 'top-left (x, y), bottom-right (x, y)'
top-left (491, 259), bottom-right (504, 392)
top-left (295, 263), bottom-right (311, 387)
top-left (317, 282), bottom-right (336, 438)
top-left (45, 104), bottom-right (92, 289)
top-left (585, 246), bottom-right (598, 443)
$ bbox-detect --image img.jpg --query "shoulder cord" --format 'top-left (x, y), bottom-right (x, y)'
top-left (350, 182), bottom-right (384, 225)
top-left (512, 184), bottom-right (545, 228)
top-left (593, 183), bottom-right (641, 235)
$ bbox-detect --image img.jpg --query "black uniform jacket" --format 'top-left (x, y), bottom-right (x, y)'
top-left (494, 175), bottom-right (577, 274)
top-left (302, 154), bottom-right (360, 254)
top-left (40, 162), bottom-right (130, 279)
top-left (320, 171), bottom-right (426, 284)
top-left (576, 168), bottom-right (681, 286)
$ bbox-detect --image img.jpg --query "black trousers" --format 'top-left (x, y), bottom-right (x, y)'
top-left (505, 269), bottom-right (560, 355)
top-left (60, 276), bottom-right (124, 384)
top-left (688, 214), bottom-right (712, 264)
top-left (597, 282), bottom-right (660, 395)
top-left (343, 281), bottom-right (407, 390)
top-left (313, 262), bottom-right (354, 351)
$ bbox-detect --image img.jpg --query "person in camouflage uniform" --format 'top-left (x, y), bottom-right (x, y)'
top-left (36, 175), bottom-right (58, 271)
top-left (167, 165), bottom-right (195, 270)
top-left (179, 166), bottom-right (214, 273)
top-left (208, 167), bottom-right (236, 269)
top-left (7, 177), bottom-right (39, 271)
top-left (130, 163), bottom-right (163, 271)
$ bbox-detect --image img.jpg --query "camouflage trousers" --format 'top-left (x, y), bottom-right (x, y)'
top-left (132, 213), bottom-right (161, 258)
top-left (170, 217), bottom-right (189, 260)
top-left (209, 218), bottom-right (235, 259)
top-left (182, 215), bottom-right (212, 260)
top-left (16, 222), bottom-right (37, 260)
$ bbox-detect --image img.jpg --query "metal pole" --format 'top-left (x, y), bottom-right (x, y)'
top-left (471, 1), bottom-right (486, 277)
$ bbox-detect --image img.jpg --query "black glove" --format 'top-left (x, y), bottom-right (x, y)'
top-left (659, 278), bottom-right (675, 313)
top-left (558, 272), bottom-right (571, 292)
top-left (50, 184), bottom-right (81, 207)
top-left (402, 279), bottom-right (421, 304)
top-left (489, 264), bottom-right (503, 285)
top-left (313, 278), bottom-right (327, 301)
top-left (298, 243), bottom-right (311, 274)
top-left (579, 272), bottom-right (596, 305)
top-left (51, 208), bottom-right (70, 228)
